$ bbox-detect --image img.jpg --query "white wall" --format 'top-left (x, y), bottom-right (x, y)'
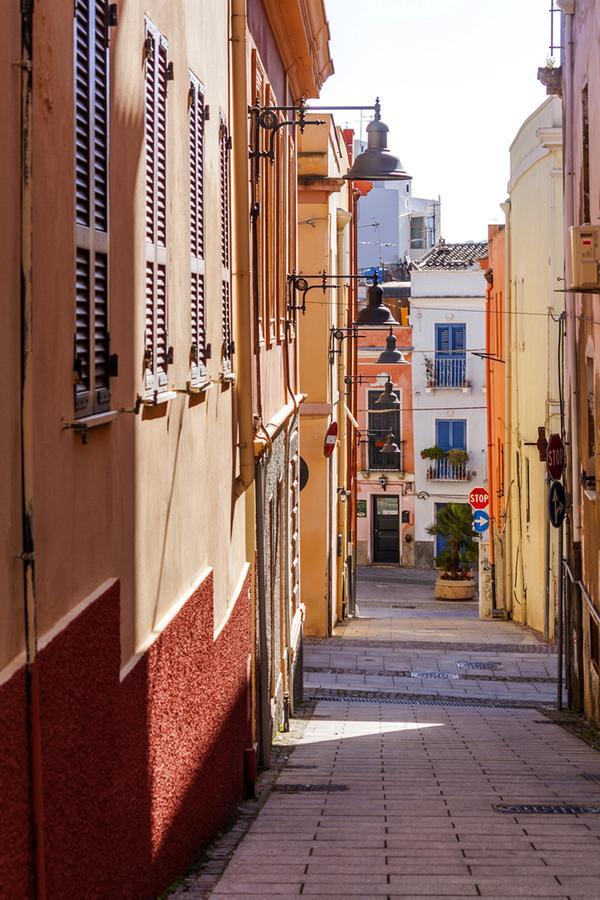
top-left (409, 269), bottom-right (488, 561)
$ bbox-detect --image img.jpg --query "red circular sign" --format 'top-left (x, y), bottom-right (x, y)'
top-left (468, 487), bottom-right (489, 510)
top-left (323, 421), bottom-right (338, 458)
top-left (546, 433), bottom-right (565, 481)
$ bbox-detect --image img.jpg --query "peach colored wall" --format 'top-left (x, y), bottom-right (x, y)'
top-left (0, 1), bottom-right (250, 675)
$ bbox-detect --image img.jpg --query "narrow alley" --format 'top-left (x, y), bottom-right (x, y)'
top-left (173, 570), bottom-right (600, 899)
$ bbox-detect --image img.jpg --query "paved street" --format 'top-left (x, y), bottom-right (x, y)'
top-left (174, 569), bottom-right (600, 898)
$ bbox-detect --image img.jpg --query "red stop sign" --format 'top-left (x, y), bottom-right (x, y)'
top-left (546, 433), bottom-right (565, 481)
top-left (323, 421), bottom-right (338, 458)
top-left (468, 487), bottom-right (489, 510)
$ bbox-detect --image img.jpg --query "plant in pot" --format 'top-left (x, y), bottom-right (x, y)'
top-left (426, 503), bottom-right (478, 601)
top-left (424, 356), bottom-right (435, 386)
top-left (447, 448), bottom-right (469, 469)
top-left (421, 445), bottom-right (446, 479)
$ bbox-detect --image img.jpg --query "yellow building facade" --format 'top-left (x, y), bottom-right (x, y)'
top-left (504, 97), bottom-right (564, 638)
top-left (297, 118), bottom-right (353, 637)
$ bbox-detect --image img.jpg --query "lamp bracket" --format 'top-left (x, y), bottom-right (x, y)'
top-left (287, 270), bottom-right (379, 315)
top-left (249, 100), bottom-right (326, 163)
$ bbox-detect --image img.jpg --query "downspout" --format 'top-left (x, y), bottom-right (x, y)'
top-left (559, 0), bottom-right (583, 710)
top-left (501, 199), bottom-right (513, 617)
top-left (559, 1), bottom-right (581, 545)
top-left (484, 268), bottom-right (496, 613)
top-left (20, 1), bottom-right (47, 895)
top-left (231, 0), bottom-right (255, 497)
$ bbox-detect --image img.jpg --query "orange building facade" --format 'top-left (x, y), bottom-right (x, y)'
top-left (485, 224), bottom-right (507, 608)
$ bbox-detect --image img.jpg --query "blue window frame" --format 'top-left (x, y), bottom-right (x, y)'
top-left (435, 419), bottom-right (466, 451)
top-left (434, 324), bottom-right (466, 387)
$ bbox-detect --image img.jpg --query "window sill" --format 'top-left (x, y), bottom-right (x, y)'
top-left (584, 488), bottom-right (597, 502)
top-left (143, 390), bottom-right (177, 407)
top-left (63, 409), bottom-right (119, 443)
top-left (186, 380), bottom-right (213, 395)
top-left (220, 371), bottom-right (236, 385)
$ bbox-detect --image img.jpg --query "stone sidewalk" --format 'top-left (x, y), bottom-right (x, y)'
top-left (172, 570), bottom-right (600, 898)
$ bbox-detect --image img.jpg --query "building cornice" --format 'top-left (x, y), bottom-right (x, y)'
top-left (536, 126), bottom-right (563, 150)
top-left (262, 0), bottom-right (334, 99)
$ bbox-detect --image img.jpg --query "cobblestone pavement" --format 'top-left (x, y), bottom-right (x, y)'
top-left (174, 570), bottom-right (600, 898)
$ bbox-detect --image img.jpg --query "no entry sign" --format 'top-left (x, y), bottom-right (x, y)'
top-left (468, 487), bottom-right (489, 510)
top-left (546, 433), bottom-right (565, 481)
top-left (323, 421), bottom-right (338, 458)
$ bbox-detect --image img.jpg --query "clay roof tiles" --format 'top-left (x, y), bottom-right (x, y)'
top-left (413, 240), bottom-right (488, 271)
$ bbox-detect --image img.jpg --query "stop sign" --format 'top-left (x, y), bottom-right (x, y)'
top-left (546, 433), bottom-right (565, 481)
top-left (468, 487), bottom-right (489, 510)
top-left (323, 421), bottom-right (338, 458)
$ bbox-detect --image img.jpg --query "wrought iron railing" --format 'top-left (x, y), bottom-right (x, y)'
top-left (429, 357), bottom-right (467, 388)
top-left (426, 458), bottom-right (468, 481)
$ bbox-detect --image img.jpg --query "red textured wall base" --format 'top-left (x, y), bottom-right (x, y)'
top-left (0, 571), bottom-right (251, 899)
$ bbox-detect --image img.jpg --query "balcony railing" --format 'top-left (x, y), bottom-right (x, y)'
top-left (426, 458), bottom-right (468, 481)
top-left (428, 357), bottom-right (468, 389)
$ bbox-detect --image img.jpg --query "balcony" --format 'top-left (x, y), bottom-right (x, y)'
top-left (426, 458), bottom-right (468, 481)
top-left (426, 357), bottom-right (469, 391)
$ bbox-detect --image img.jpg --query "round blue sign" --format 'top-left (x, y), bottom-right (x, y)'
top-left (473, 509), bottom-right (490, 533)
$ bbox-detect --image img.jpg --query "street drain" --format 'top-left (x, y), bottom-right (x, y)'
top-left (411, 671), bottom-right (459, 680)
top-left (273, 783), bottom-right (348, 793)
top-left (305, 690), bottom-right (550, 710)
top-left (581, 773), bottom-right (600, 783)
top-left (457, 660), bottom-right (503, 672)
top-left (495, 804), bottom-right (600, 815)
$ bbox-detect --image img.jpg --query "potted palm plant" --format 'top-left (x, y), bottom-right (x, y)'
top-left (426, 503), bottom-right (478, 600)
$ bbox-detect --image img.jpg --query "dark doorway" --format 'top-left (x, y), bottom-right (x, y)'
top-left (372, 495), bottom-right (400, 564)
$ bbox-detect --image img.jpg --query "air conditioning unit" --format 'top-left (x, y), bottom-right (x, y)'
top-left (569, 225), bottom-right (600, 290)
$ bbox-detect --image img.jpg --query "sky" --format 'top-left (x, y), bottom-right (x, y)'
top-left (318, 0), bottom-right (553, 241)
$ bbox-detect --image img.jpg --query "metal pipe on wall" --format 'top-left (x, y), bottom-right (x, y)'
top-left (19, 1), bottom-right (47, 895)
top-left (231, 0), bottom-right (256, 497)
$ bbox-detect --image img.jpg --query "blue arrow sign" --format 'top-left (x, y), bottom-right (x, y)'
top-left (548, 480), bottom-right (566, 529)
top-left (473, 509), bottom-right (490, 533)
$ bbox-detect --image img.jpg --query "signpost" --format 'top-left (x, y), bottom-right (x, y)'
top-left (546, 433), bottom-right (565, 481)
top-left (548, 480), bottom-right (567, 529)
top-left (468, 487), bottom-right (489, 510)
top-left (473, 509), bottom-right (490, 533)
top-left (323, 422), bottom-right (338, 458)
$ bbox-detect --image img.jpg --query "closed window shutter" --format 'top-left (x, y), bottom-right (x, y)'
top-left (144, 20), bottom-right (169, 395)
top-left (219, 113), bottom-right (233, 371)
top-left (452, 324), bottom-right (466, 354)
top-left (189, 75), bottom-right (207, 385)
top-left (74, 0), bottom-right (110, 417)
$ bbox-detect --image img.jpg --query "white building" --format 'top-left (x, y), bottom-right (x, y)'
top-left (354, 140), bottom-right (441, 271)
top-left (410, 241), bottom-right (488, 568)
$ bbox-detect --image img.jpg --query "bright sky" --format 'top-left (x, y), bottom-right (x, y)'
top-left (318, 0), bottom-right (552, 241)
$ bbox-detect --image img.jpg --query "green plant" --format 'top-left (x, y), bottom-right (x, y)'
top-left (424, 356), bottom-right (435, 384)
top-left (447, 448), bottom-right (469, 467)
top-left (420, 445), bottom-right (447, 461)
top-left (426, 503), bottom-right (477, 579)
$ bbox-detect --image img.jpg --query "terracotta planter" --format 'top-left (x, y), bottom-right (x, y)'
top-left (434, 577), bottom-right (476, 601)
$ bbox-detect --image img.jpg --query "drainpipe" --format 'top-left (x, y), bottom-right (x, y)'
top-left (500, 200), bottom-right (513, 617)
top-left (558, 2), bottom-right (581, 543)
top-left (559, 0), bottom-right (583, 709)
top-left (231, 0), bottom-right (255, 497)
top-left (484, 267), bottom-right (496, 613)
top-left (20, 1), bottom-right (47, 895)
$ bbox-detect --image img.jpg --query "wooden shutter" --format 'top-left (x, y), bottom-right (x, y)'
top-left (74, 0), bottom-right (111, 418)
top-left (189, 75), bottom-right (207, 385)
top-left (219, 113), bottom-right (233, 371)
top-left (251, 50), bottom-right (266, 340)
top-left (144, 20), bottom-right (169, 396)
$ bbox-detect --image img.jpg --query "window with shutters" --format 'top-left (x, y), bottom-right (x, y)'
top-left (143, 20), bottom-right (170, 397)
top-left (189, 73), bottom-right (207, 386)
top-left (219, 112), bottom-right (233, 373)
top-left (287, 135), bottom-right (297, 337)
top-left (74, 0), bottom-right (112, 418)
